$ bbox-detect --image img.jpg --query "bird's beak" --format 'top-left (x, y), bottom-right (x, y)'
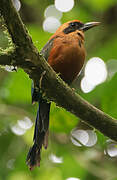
top-left (80, 22), bottom-right (100, 31)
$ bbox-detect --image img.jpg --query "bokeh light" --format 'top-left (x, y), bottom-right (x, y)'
top-left (85, 57), bottom-right (107, 86)
top-left (85, 130), bottom-right (97, 147)
top-left (81, 57), bottom-right (108, 93)
top-left (12, 0), bottom-right (21, 11)
top-left (44, 4), bottom-right (62, 20)
top-left (107, 144), bottom-right (117, 157)
top-left (71, 129), bottom-right (97, 147)
top-left (49, 154), bottom-right (63, 163)
top-left (18, 117), bottom-right (33, 130)
top-left (106, 140), bottom-right (117, 157)
top-left (11, 117), bottom-right (32, 136)
top-left (43, 17), bottom-right (61, 33)
top-left (81, 77), bottom-right (95, 93)
top-left (55, 0), bottom-right (74, 12)
top-left (11, 123), bottom-right (26, 136)
top-left (66, 178), bottom-right (80, 180)
top-left (7, 159), bottom-right (15, 170)
top-left (71, 129), bottom-right (89, 146)
top-left (5, 65), bottom-right (17, 72)
top-left (106, 59), bottom-right (117, 80)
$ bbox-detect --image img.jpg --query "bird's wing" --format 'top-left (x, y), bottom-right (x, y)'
top-left (31, 37), bottom-right (56, 103)
top-left (40, 37), bottom-right (56, 60)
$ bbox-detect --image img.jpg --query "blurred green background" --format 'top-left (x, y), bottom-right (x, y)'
top-left (0, 0), bottom-right (117, 179)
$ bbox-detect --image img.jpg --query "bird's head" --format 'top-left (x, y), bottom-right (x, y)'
top-left (54, 20), bottom-right (100, 37)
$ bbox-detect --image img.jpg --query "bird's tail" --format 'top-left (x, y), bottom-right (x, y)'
top-left (26, 100), bottom-right (50, 170)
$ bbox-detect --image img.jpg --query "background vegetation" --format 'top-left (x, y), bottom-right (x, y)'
top-left (0, 0), bottom-right (117, 179)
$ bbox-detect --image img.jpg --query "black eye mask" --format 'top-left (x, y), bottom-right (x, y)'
top-left (63, 22), bottom-right (84, 34)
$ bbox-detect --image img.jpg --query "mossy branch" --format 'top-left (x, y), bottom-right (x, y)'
top-left (0, 0), bottom-right (117, 142)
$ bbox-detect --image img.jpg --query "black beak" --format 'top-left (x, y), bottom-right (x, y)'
top-left (80, 22), bottom-right (100, 31)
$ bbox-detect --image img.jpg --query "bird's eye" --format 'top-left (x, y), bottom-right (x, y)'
top-left (70, 22), bottom-right (76, 27)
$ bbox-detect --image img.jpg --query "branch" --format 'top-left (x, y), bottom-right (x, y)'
top-left (0, 0), bottom-right (32, 47)
top-left (0, 0), bottom-right (117, 144)
top-left (0, 53), bottom-right (13, 65)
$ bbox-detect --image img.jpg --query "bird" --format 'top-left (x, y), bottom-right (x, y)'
top-left (26, 19), bottom-right (100, 170)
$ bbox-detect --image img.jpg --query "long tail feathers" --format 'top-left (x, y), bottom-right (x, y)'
top-left (26, 101), bottom-right (50, 170)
